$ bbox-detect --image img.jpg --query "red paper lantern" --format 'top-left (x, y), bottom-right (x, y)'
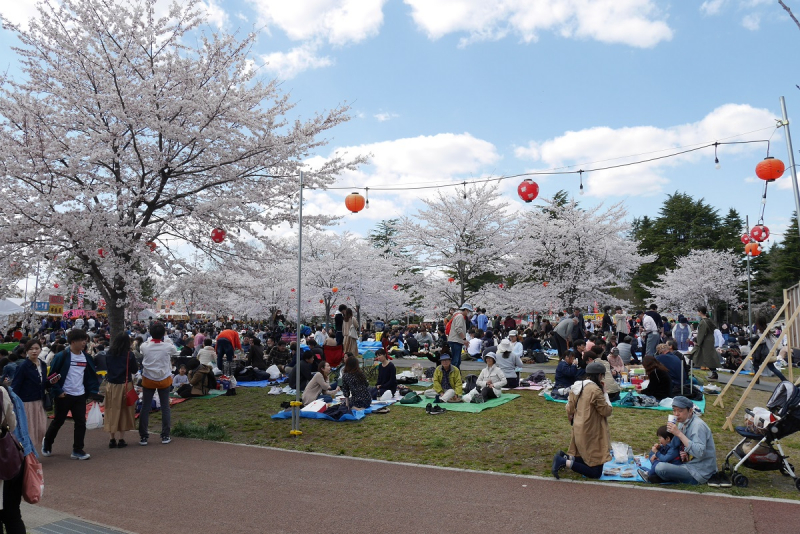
top-left (498, 283), bottom-right (504, 289)
top-left (345, 192), bottom-right (366, 213)
top-left (146, 241), bottom-right (157, 252)
top-left (447, 277), bottom-right (455, 283)
top-left (291, 288), bottom-right (296, 292)
top-left (517, 179), bottom-right (539, 203)
top-left (740, 233), bottom-right (751, 245)
top-left (319, 299), bottom-right (324, 303)
top-left (755, 157), bottom-right (785, 182)
top-left (543, 282), bottom-right (549, 287)
top-left (744, 242), bottom-right (762, 257)
top-left (392, 284), bottom-right (399, 290)
top-left (211, 228), bottom-right (226, 243)
top-left (750, 225), bottom-right (770, 242)
top-left (98, 248), bottom-right (107, 258)
top-left (54, 283), bottom-right (59, 288)
top-left (332, 287), bottom-right (338, 293)
top-left (170, 301), bottom-right (175, 306)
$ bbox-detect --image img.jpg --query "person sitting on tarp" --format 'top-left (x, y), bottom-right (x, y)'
top-left (424, 353), bottom-right (462, 403)
top-left (554, 350), bottom-right (583, 390)
top-left (651, 396), bottom-right (717, 485)
top-left (185, 358), bottom-right (215, 397)
top-left (267, 339), bottom-right (291, 373)
top-left (246, 336), bottom-right (267, 371)
top-left (370, 349), bottom-right (396, 399)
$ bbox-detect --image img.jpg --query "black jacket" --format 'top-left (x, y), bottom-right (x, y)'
top-left (11, 358), bottom-right (47, 402)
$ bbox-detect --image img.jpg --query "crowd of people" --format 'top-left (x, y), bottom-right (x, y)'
top-left (0, 300), bottom-right (795, 530)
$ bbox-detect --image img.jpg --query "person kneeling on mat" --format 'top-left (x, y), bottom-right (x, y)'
top-left (552, 362), bottom-right (612, 480)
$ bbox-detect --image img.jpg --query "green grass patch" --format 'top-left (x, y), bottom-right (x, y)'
top-left (146, 371), bottom-right (800, 500)
top-left (171, 420), bottom-right (228, 441)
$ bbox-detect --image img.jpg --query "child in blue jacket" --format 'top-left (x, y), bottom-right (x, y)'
top-left (648, 425), bottom-right (683, 477)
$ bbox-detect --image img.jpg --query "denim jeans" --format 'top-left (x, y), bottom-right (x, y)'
top-left (45, 393), bottom-right (87, 453)
top-left (448, 342), bottom-right (463, 369)
top-left (216, 337), bottom-right (234, 370)
top-left (654, 462), bottom-right (699, 484)
top-left (139, 387), bottom-right (171, 438)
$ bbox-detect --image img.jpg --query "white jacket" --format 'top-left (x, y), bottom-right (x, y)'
top-left (477, 364), bottom-right (507, 397)
top-left (140, 339), bottom-right (175, 381)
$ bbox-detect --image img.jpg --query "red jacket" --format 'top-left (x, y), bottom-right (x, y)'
top-left (217, 330), bottom-right (242, 350)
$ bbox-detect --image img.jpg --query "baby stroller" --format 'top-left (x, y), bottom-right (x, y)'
top-left (723, 381), bottom-right (800, 489)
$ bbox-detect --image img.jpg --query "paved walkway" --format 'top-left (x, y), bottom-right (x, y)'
top-left (28, 425), bottom-right (800, 534)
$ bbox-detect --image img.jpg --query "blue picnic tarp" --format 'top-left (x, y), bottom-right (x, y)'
top-left (271, 401), bottom-right (394, 422)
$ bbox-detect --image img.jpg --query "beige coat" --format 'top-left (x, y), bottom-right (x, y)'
top-left (566, 380), bottom-right (613, 467)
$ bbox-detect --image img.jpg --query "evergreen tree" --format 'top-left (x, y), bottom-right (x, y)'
top-left (771, 212), bottom-right (800, 291)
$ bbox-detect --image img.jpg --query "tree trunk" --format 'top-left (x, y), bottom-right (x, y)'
top-left (106, 296), bottom-right (126, 341)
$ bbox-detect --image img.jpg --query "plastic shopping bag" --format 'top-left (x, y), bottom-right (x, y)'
top-left (86, 402), bottom-right (103, 430)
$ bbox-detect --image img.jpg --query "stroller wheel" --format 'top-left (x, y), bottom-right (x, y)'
top-left (795, 478), bottom-right (800, 492)
top-left (780, 463), bottom-right (795, 477)
top-left (733, 473), bottom-right (748, 488)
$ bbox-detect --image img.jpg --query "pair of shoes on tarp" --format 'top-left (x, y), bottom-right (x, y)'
top-left (425, 402), bottom-right (446, 415)
top-left (636, 468), bottom-right (664, 484)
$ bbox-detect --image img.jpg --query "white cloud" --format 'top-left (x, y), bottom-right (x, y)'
top-left (374, 112), bottom-right (399, 122)
top-left (403, 0), bottom-right (673, 48)
top-left (262, 42), bottom-right (333, 79)
top-left (200, 0), bottom-right (229, 29)
top-left (304, 133), bottom-right (501, 220)
top-left (515, 104), bottom-right (778, 198)
top-left (741, 13), bottom-right (760, 30)
top-left (700, 0), bottom-right (727, 16)
top-left (249, 0), bottom-right (387, 45)
top-left (0, 1), bottom-right (40, 29)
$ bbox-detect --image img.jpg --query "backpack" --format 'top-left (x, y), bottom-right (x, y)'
top-left (463, 374), bottom-right (479, 394)
top-left (532, 350), bottom-right (548, 364)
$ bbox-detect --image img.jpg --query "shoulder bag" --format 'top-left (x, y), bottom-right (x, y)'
top-left (125, 352), bottom-right (139, 407)
top-left (0, 389), bottom-right (25, 481)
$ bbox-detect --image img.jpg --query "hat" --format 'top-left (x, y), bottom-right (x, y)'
top-left (508, 330), bottom-right (518, 337)
top-left (586, 362), bottom-right (606, 375)
top-left (439, 353), bottom-right (451, 360)
top-left (460, 303), bottom-right (474, 312)
top-left (672, 396), bottom-right (694, 409)
top-left (484, 352), bottom-right (497, 362)
top-left (497, 339), bottom-right (513, 353)
top-left (679, 316), bottom-right (688, 324)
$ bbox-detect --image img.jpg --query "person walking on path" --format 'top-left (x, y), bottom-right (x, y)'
top-left (43, 329), bottom-right (99, 460)
top-left (10, 338), bottom-right (48, 454)
top-left (693, 306), bottom-right (719, 381)
top-left (0, 384), bottom-right (25, 534)
top-left (139, 322), bottom-right (173, 446)
top-left (103, 334), bottom-right (138, 449)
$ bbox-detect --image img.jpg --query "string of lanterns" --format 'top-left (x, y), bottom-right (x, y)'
top-left (743, 154), bottom-right (785, 257)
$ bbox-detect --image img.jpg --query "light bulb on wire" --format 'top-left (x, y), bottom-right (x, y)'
top-left (715, 157), bottom-right (721, 170)
top-left (579, 183), bottom-right (585, 196)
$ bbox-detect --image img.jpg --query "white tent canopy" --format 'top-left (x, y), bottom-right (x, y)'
top-left (0, 298), bottom-right (25, 331)
top-left (138, 308), bottom-right (157, 321)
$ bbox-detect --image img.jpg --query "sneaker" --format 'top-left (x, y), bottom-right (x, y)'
top-left (637, 468), bottom-right (652, 483)
top-left (425, 403), bottom-right (433, 414)
top-left (551, 454), bottom-right (567, 479)
top-left (161, 435), bottom-right (171, 445)
top-left (71, 450), bottom-right (91, 460)
top-left (428, 405), bottom-right (446, 415)
top-left (117, 439), bottom-right (128, 449)
top-left (109, 439), bottom-right (117, 449)
top-left (707, 472), bottom-right (721, 487)
top-left (139, 435), bottom-right (148, 446)
top-left (718, 472), bottom-right (732, 488)
top-left (707, 372), bottom-right (719, 382)
top-left (41, 438), bottom-right (51, 457)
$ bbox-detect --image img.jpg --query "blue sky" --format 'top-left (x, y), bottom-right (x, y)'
top-left (2, 0), bottom-right (800, 244)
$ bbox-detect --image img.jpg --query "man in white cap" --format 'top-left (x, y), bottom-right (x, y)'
top-left (447, 304), bottom-right (472, 369)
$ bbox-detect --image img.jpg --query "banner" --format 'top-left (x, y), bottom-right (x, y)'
top-left (49, 304), bottom-right (63, 315)
top-left (49, 295), bottom-right (64, 305)
top-left (32, 302), bottom-right (49, 312)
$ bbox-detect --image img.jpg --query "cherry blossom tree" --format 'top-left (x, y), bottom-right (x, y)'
top-left (395, 182), bottom-right (517, 307)
top-left (646, 249), bottom-right (741, 312)
top-left (0, 0), bottom-right (362, 337)
top-left (510, 196), bottom-right (655, 310)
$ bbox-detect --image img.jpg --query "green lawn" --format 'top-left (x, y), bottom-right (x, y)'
top-left (148, 373), bottom-right (800, 500)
